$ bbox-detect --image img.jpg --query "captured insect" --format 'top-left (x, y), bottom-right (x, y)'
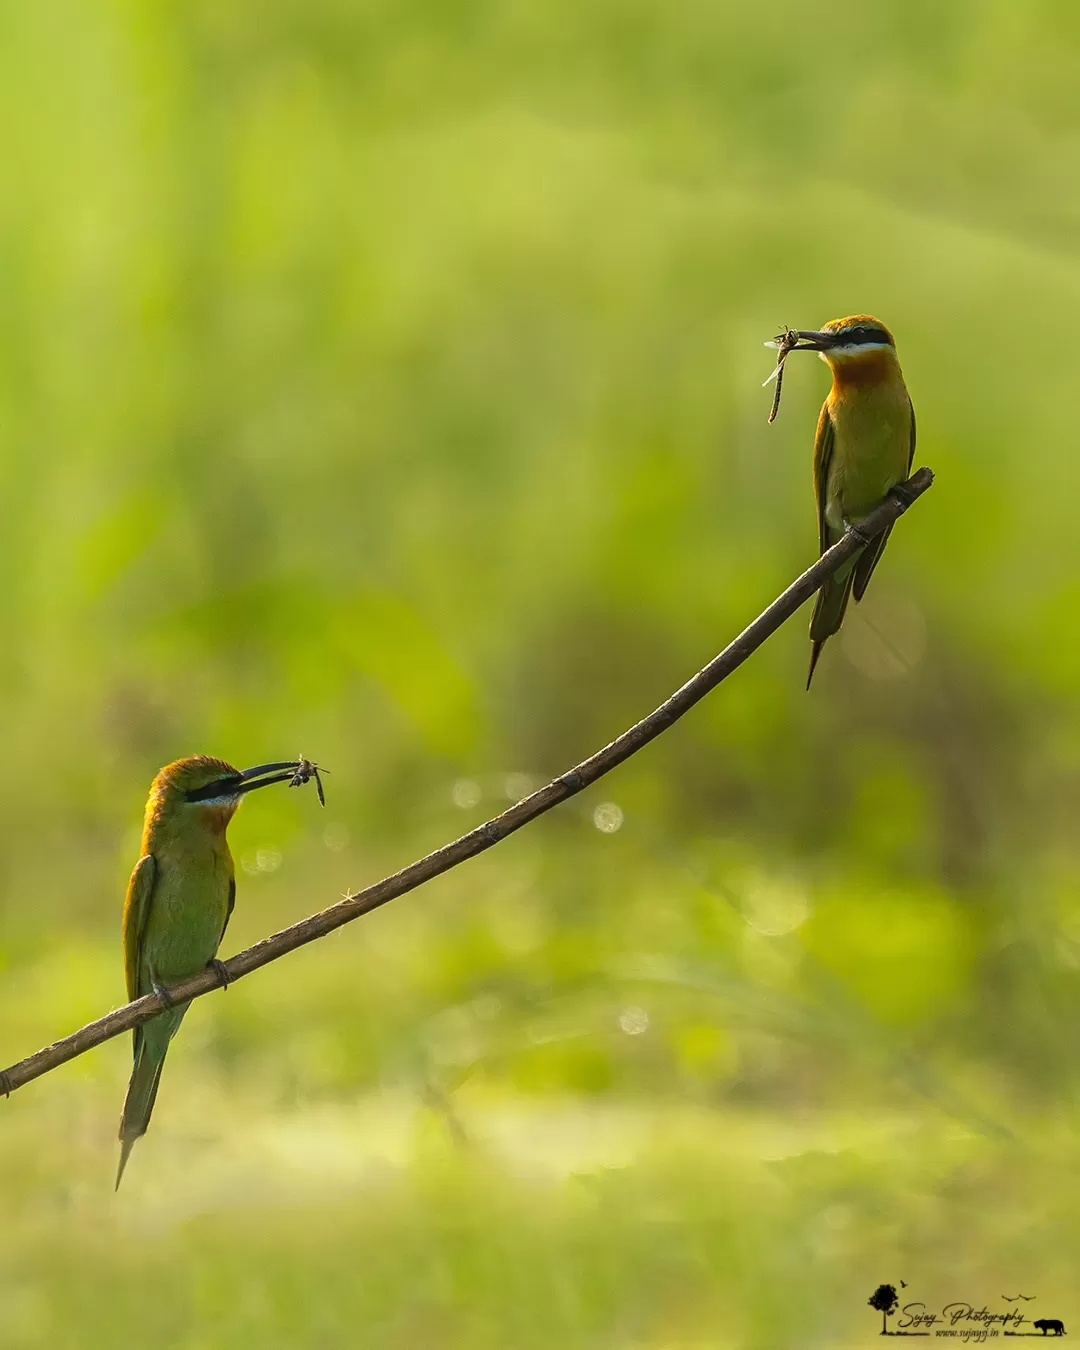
top-left (762, 326), bottom-right (801, 423)
top-left (290, 756), bottom-right (328, 807)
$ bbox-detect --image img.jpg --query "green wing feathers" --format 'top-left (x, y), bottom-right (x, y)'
top-left (220, 876), bottom-right (235, 947)
top-left (118, 852), bottom-right (161, 1188)
top-left (123, 854), bottom-right (157, 1002)
top-left (807, 405), bottom-right (842, 687)
top-left (812, 402), bottom-right (834, 557)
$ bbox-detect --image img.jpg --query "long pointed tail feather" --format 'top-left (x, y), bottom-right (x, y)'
top-left (852, 522), bottom-right (893, 603)
top-left (806, 639), bottom-right (825, 691)
top-left (806, 564), bottom-right (857, 689)
top-left (116, 1042), bottom-right (166, 1189)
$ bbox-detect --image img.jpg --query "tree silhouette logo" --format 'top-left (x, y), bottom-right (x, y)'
top-left (869, 1284), bottom-right (900, 1336)
top-left (866, 1284), bottom-right (928, 1336)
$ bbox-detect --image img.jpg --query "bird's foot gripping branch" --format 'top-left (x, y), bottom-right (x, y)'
top-left (0, 467), bottom-right (934, 1104)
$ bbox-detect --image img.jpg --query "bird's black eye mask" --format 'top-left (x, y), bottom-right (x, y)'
top-left (186, 759), bottom-right (327, 805)
top-left (829, 325), bottom-right (893, 347)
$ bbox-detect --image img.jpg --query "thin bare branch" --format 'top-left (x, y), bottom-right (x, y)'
top-left (0, 468), bottom-right (934, 1098)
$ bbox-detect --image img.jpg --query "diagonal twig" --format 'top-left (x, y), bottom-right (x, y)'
top-left (0, 468), bottom-right (934, 1097)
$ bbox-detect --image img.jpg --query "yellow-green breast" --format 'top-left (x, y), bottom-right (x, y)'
top-left (823, 361), bottom-right (912, 535)
top-left (136, 816), bottom-right (235, 991)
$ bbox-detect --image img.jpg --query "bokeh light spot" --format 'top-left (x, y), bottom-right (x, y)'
top-left (323, 822), bottom-right (350, 852)
top-left (451, 778), bottom-right (482, 809)
top-left (504, 772), bottom-right (536, 802)
top-left (593, 802), bottom-right (624, 834)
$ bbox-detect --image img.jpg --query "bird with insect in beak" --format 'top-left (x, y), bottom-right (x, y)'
top-left (116, 754), bottom-right (324, 1188)
top-left (765, 315), bottom-right (916, 688)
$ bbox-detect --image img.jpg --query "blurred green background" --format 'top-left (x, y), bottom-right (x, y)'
top-left (3, 1), bottom-right (1080, 1345)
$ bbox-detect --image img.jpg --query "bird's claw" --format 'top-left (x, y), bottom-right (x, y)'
top-left (152, 980), bottom-right (175, 1010)
top-left (889, 481), bottom-right (917, 512)
top-left (208, 959), bottom-right (232, 990)
top-left (0, 1070), bottom-right (12, 1098)
top-left (844, 518), bottom-right (872, 546)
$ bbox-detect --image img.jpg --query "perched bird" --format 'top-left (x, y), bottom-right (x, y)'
top-left (772, 315), bottom-right (915, 687)
top-left (117, 755), bottom-right (320, 1187)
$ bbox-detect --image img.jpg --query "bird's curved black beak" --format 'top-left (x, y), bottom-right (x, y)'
top-left (765, 329), bottom-right (833, 352)
top-left (187, 760), bottom-right (324, 803)
top-left (792, 329), bottom-right (833, 350)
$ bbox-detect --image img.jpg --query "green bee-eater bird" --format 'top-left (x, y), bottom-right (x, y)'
top-left (772, 315), bottom-right (916, 688)
top-left (117, 754), bottom-right (318, 1188)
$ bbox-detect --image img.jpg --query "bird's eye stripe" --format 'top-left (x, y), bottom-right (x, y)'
top-left (834, 326), bottom-right (892, 347)
top-left (186, 777), bottom-right (242, 802)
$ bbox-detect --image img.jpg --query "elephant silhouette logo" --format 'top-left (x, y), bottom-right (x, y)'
top-left (1032, 1320), bottom-right (1066, 1337)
